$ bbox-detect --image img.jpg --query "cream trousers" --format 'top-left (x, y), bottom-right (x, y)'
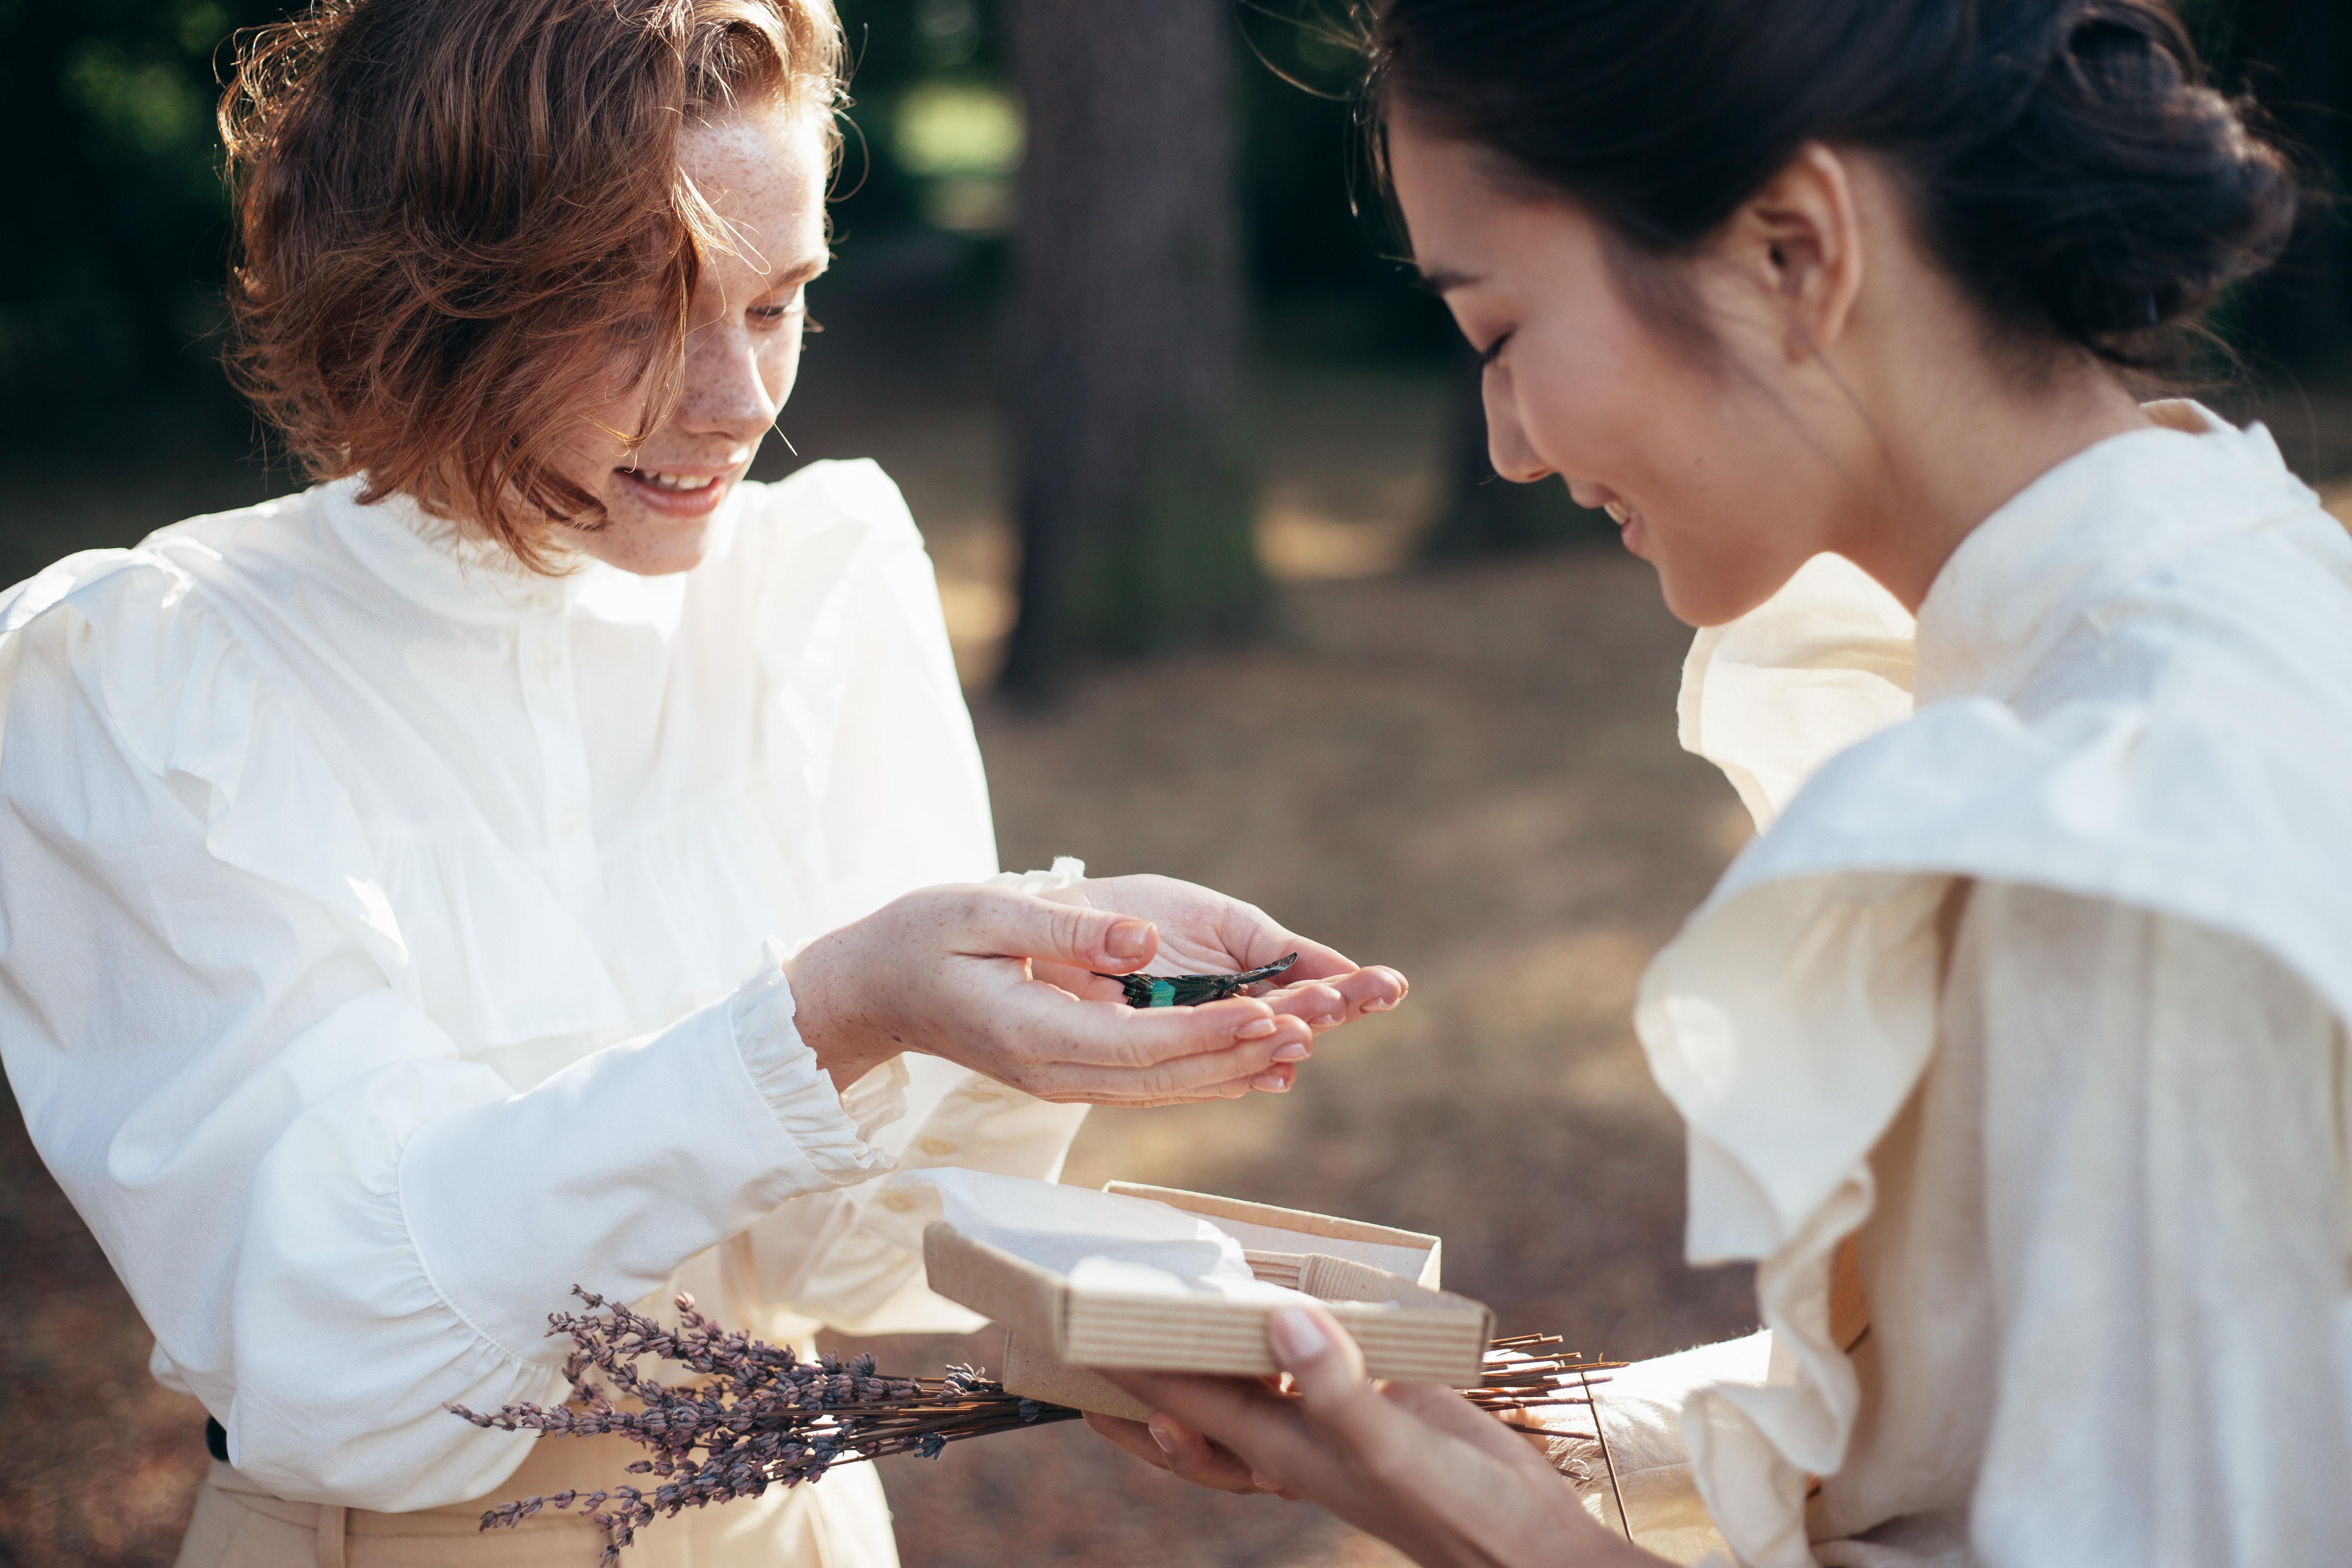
top-left (172, 1433), bottom-right (901, 1568)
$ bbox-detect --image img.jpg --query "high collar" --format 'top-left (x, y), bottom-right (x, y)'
top-left (318, 477), bottom-right (708, 631)
top-left (1911, 401), bottom-right (2318, 707)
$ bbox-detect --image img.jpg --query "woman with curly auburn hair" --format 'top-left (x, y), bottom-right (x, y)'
top-left (1087, 2), bottom-right (2352, 1565)
top-left (0, 2), bottom-right (1406, 1563)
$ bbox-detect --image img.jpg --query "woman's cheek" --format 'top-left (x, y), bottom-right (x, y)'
top-left (763, 328), bottom-right (804, 408)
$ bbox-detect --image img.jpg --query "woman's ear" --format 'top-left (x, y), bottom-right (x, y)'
top-left (1722, 141), bottom-right (1866, 362)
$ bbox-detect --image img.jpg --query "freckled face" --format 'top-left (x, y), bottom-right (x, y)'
top-left (562, 98), bottom-right (829, 576)
top-left (1385, 121), bottom-right (1830, 627)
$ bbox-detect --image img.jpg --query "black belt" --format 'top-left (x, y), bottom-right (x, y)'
top-left (205, 1415), bottom-right (230, 1462)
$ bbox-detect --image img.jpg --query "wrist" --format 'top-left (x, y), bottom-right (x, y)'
top-left (782, 933), bottom-right (899, 1089)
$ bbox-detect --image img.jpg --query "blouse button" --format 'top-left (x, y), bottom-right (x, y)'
top-left (919, 1136), bottom-right (956, 1157)
top-left (880, 1193), bottom-right (915, 1214)
top-left (961, 1087), bottom-right (1001, 1102)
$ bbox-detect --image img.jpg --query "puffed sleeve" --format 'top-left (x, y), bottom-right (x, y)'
top-left (1927, 887), bottom-right (2352, 1567)
top-left (716, 462), bottom-right (1089, 1338)
top-left (0, 557), bottom-right (894, 1510)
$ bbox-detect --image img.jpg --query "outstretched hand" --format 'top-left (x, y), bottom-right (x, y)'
top-left (1089, 1306), bottom-right (1664, 1568)
top-left (784, 876), bottom-right (1405, 1108)
top-left (1027, 873), bottom-right (1408, 1038)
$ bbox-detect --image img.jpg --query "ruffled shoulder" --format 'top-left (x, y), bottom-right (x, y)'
top-left (1638, 435), bottom-right (2352, 1565)
top-left (0, 543), bottom-right (405, 974)
top-left (1677, 553), bottom-right (1915, 831)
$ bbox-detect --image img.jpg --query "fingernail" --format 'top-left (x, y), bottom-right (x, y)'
top-left (1106, 920), bottom-right (1152, 959)
top-left (1252, 1472), bottom-right (1284, 1492)
top-left (1147, 1417), bottom-right (1180, 1457)
top-left (1315, 1012), bottom-right (1344, 1028)
top-left (1269, 1306), bottom-right (1329, 1364)
top-left (1235, 1018), bottom-right (1277, 1040)
top-left (1271, 1040), bottom-right (1308, 1062)
top-left (1250, 1071), bottom-right (1291, 1093)
top-left (1363, 996), bottom-right (1393, 1013)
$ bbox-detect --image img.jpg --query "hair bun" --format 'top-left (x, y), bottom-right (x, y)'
top-left (1957, 1), bottom-right (2301, 358)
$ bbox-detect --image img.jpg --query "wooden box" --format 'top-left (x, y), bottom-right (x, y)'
top-left (921, 1182), bottom-right (1494, 1422)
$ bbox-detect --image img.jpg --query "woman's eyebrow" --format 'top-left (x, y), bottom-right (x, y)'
top-left (769, 253), bottom-right (829, 288)
top-left (1416, 266), bottom-right (1482, 295)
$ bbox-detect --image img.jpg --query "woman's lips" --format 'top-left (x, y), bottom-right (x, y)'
top-left (614, 465), bottom-right (735, 518)
top-left (1603, 499), bottom-right (1646, 555)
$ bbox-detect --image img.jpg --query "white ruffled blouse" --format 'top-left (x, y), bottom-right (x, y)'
top-left (0, 464), bottom-right (1086, 1511)
top-left (1619, 406), bottom-right (2352, 1565)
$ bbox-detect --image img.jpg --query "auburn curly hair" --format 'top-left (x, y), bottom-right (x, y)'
top-left (220, 0), bottom-right (843, 571)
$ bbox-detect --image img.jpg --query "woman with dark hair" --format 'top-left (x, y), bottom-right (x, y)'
top-left (1087, 2), bottom-right (2352, 1564)
top-left (0, 2), bottom-right (1405, 1564)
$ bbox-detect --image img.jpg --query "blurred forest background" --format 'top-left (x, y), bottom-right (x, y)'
top-left (4, 1), bottom-right (2350, 1565)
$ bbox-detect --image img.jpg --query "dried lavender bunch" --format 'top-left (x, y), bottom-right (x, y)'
top-left (448, 1287), bottom-right (1078, 1565)
top-left (452, 1290), bottom-right (1625, 1562)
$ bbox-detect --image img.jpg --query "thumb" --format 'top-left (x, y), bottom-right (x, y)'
top-left (1266, 1305), bottom-right (1406, 1459)
top-left (960, 888), bottom-right (1160, 973)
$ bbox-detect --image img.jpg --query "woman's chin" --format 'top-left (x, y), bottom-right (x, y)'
top-left (572, 503), bottom-right (725, 576)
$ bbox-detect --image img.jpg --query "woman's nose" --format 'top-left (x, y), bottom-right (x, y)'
top-left (1482, 374), bottom-right (1552, 484)
top-left (677, 327), bottom-right (778, 443)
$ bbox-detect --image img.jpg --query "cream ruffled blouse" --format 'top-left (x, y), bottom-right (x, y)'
top-left (0, 464), bottom-right (1086, 1513)
top-left (1625, 405), bottom-right (2352, 1565)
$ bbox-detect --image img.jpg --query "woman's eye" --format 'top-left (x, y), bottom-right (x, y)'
top-left (749, 294), bottom-right (807, 329)
top-left (1478, 331), bottom-right (1513, 367)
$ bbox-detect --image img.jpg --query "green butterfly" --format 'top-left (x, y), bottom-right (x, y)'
top-left (1095, 952), bottom-right (1301, 1008)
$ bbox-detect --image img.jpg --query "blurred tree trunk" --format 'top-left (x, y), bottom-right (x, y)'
top-left (999, 0), bottom-right (1263, 696)
top-left (2231, 0), bottom-right (2348, 370)
top-left (1421, 343), bottom-right (1617, 559)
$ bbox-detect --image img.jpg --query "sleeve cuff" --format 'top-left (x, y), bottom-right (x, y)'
top-left (984, 856), bottom-right (1086, 897)
top-left (730, 941), bottom-right (896, 1183)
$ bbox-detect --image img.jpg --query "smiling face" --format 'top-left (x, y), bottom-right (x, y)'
top-left (1385, 122), bottom-right (1842, 627)
top-left (560, 96), bottom-right (829, 575)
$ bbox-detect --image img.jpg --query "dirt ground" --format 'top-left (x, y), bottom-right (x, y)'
top-left (4, 291), bottom-right (2349, 1566)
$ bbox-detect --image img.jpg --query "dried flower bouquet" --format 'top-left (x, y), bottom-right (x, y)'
top-left (451, 1288), bottom-right (1626, 1564)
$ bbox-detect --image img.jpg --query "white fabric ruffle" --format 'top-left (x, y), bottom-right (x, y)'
top-left (1643, 406), bottom-right (2352, 1565)
top-left (732, 937), bottom-right (910, 1151)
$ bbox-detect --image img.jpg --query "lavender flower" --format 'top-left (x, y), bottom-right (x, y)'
top-left (449, 1288), bottom-right (1081, 1564)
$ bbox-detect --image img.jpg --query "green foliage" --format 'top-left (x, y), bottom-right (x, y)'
top-left (0, 0), bottom-right (294, 410)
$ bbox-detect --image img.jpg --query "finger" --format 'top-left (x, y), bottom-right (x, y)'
top-left (1265, 1305), bottom-right (1427, 1470)
top-left (1056, 1061), bottom-right (1298, 1109)
top-left (1018, 1014), bottom-right (1313, 1100)
top-left (1249, 1470), bottom-right (1306, 1500)
top-left (1258, 965), bottom-right (1409, 1031)
top-left (986, 982), bottom-right (1296, 1070)
top-left (950, 887), bottom-right (1161, 973)
top-left (1083, 1411), bottom-right (1173, 1473)
top-left (1381, 1381), bottom-right (1574, 1482)
top-left (1145, 1414), bottom-right (1266, 1494)
top-left (1257, 980), bottom-right (1350, 1030)
top-left (1098, 1368), bottom-right (1358, 1507)
top-left (1098, 1368), bottom-right (1305, 1445)
top-left (1231, 924), bottom-right (1360, 983)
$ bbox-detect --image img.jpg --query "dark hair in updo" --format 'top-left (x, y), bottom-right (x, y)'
top-left (1366, 0), bottom-right (2303, 368)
